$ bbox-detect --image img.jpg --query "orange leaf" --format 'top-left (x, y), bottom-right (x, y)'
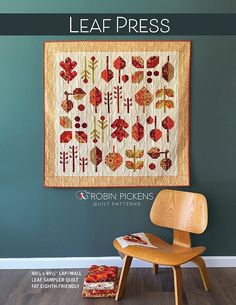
top-left (165, 89), bottom-right (174, 97)
top-left (125, 161), bottom-right (134, 169)
top-left (156, 100), bottom-right (164, 108)
top-left (134, 161), bottom-right (144, 170)
top-left (125, 150), bottom-right (135, 158)
top-left (165, 100), bottom-right (174, 108)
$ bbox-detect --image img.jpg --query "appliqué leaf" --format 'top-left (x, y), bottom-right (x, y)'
top-left (125, 161), bottom-right (134, 169)
top-left (105, 147), bottom-right (123, 171)
top-left (131, 71), bottom-right (144, 83)
top-left (60, 116), bottom-right (72, 128)
top-left (147, 56), bottom-right (159, 68)
top-left (134, 161), bottom-right (144, 170)
top-left (75, 131), bottom-right (87, 143)
top-left (165, 89), bottom-right (174, 97)
top-left (165, 100), bottom-right (174, 108)
top-left (125, 150), bottom-right (134, 158)
top-left (156, 100), bottom-right (164, 108)
top-left (60, 131), bottom-right (72, 143)
top-left (135, 150), bottom-right (144, 158)
top-left (132, 56), bottom-right (144, 68)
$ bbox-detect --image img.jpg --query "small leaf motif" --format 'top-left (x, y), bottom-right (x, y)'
top-left (60, 116), bottom-right (72, 128)
top-left (132, 56), bottom-right (144, 68)
top-left (156, 100), bottom-right (164, 108)
top-left (165, 100), bottom-right (174, 108)
top-left (125, 161), bottom-right (135, 170)
top-left (125, 150), bottom-right (134, 158)
top-left (135, 150), bottom-right (144, 158)
top-left (134, 161), bottom-right (144, 170)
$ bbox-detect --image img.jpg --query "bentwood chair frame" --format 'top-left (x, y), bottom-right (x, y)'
top-left (113, 189), bottom-right (209, 305)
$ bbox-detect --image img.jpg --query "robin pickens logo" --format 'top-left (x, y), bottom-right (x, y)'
top-left (76, 190), bottom-right (90, 200)
top-left (75, 190), bottom-right (155, 207)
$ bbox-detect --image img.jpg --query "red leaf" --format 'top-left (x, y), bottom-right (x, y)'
top-left (101, 56), bottom-right (113, 83)
top-left (150, 129), bottom-right (162, 142)
top-left (75, 131), bottom-right (87, 143)
top-left (147, 56), bottom-right (159, 68)
top-left (90, 87), bottom-right (102, 109)
top-left (125, 161), bottom-right (135, 169)
top-left (162, 56), bottom-right (174, 82)
top-left (132, 117), bottom-right (144, 142)
top-left (61, 99), bottom-right (73, 113)
top-left (60, 131), bottom-right (72, 143)
top-left (111, 117), bottom-right (129, 142)
top-left (132, 56), bottom-right (144, 68)
top-left (113, 56), bottom-right (126, 70)
top-left (162, 116), bottom-right (174, 130)
top-left (59, 57), bottom-right (77, 83)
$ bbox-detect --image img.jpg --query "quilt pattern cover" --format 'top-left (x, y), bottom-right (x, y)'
top-left (44, 41), bottom-right (190, 187)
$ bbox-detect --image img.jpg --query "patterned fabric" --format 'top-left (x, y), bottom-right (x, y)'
top-left (44, 41), bottom-right (190, 187)
top-left (82, 265), bottom-right (118, 298)
top-left (84, 265), bottom-right (118, 282)
top-left (116, 232), bottom-right (156, 248)
top-left (82, 288), bottom-right (117, 298)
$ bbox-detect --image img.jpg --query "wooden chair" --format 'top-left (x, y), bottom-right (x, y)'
top-left (113, 189), bottom-right (209, 305)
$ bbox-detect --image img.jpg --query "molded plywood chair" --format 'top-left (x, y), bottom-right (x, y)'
top-left (113, 189), bottom-right (209, 305)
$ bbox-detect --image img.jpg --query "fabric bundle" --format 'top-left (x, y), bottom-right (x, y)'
top-left (82, 265), bottom-right (118, 298)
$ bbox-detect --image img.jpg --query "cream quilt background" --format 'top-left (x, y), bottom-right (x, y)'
top-left (44, 41), bottom-right (190, 187)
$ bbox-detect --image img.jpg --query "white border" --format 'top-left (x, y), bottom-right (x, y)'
top-left (0, 256), bottom-right (235, 269)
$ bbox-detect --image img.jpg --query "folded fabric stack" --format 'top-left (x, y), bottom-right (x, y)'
top-left (82, 265), bottom-right (118, 298)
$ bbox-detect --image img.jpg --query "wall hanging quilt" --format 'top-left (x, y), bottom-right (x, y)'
top-left (44, 41), bottom-right (190, 187)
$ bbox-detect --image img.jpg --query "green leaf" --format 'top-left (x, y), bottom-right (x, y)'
top-left (156, 89), bottom-right (164, 97)
top-left (156, 100), bottom-right (164, 108)
top-left (135, 150), bottom-right (144, 158)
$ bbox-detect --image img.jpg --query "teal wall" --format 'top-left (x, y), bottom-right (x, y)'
top-left (0, 1), bottom-right (235, 258)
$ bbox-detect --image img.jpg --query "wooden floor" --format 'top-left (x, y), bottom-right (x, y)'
top-left (0, 268), bottom-right (235, 305)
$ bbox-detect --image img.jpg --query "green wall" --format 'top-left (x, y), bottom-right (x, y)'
top-left (0, 1), bottom-right (235, 258)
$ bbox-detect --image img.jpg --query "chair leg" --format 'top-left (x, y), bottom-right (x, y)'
top-left (153, 263), bottom-right (159, 274)
top-left (115, 255), bottom-right (133, 301)
top-left (172, 265), bottom-right (183, 305)
top-left (191, 256), bottom-right (209, 291)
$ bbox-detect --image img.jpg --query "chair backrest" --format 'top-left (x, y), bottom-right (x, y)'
top-left (150, 189), bottom-right (208, 234)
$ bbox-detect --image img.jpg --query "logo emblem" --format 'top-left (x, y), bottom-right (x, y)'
top-left (76, 190), bottom-right (90, 200)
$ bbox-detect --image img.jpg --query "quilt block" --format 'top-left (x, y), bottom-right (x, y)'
top-left (44, 41), bottom-right (190, 187)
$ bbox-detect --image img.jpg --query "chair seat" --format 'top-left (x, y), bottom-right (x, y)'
top-left (113, 233), bottom-right (205, 266)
